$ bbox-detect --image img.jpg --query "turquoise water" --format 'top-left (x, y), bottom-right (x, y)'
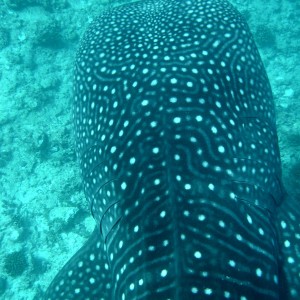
top-left (0, 0), bottom-right (299, 299)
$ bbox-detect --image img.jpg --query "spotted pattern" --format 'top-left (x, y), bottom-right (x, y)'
top-left (45, 0), bottom-right (299, 299)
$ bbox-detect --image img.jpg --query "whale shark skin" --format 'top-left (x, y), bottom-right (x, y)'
top-left (44, 0), bottom-right (300, 299)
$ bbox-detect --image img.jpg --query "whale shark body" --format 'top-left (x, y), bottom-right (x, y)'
top-left (45, 0), bottom-right (300, 299)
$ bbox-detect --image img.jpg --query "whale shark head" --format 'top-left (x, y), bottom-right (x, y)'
top-left (45, 0), bottom-right (300, 299)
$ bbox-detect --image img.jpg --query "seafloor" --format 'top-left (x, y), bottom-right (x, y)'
top-left (0, 0), bottom-right (299, 299)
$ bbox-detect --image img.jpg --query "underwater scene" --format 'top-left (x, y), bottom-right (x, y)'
top-left (0, 0), bottom-right (299, 299)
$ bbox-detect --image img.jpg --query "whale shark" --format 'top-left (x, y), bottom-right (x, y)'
top-left (44, 0), bottom-right (300, 299)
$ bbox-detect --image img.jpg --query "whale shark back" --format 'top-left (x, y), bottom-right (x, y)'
top-left (44, 0), bottom-right (300, 299)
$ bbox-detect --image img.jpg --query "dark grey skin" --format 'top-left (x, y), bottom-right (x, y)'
top-left (45, 0), bottom-right (300, 299)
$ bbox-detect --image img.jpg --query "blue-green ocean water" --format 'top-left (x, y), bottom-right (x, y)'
top-left (0, 0), bottom-right (299, 299)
